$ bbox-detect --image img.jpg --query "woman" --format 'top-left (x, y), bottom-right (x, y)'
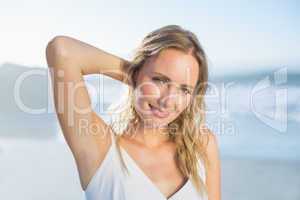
top-left (46, 25), bottom-right (221, 200)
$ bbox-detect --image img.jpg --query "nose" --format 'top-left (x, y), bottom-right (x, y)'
top-left (158, 84), bottom-right (178, 111)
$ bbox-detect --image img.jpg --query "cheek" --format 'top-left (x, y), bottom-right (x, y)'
top-left (175, 95), bottom-right (192, 113)
top-left (175, 97), bottom-right (192, 117)
top-left (136, 81), bottom-right (160, 99)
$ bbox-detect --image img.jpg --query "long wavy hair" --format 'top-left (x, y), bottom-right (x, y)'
top-left (112, 24), bottom-right (210, 197)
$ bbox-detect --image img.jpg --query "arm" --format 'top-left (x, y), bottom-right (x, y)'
top-left (45, 36), bottom-right (128, 190)
top-left (206, 131), bottom-right (221, 200)
top-left (46, 35), bottom-right (131, 81)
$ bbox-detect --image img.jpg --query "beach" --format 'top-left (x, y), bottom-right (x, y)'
top-left (1, 139), bottom-right (299, 200)
top-left (1, 0), bottom-right (299, 199)
top-left (1, 64), bottom-right (299, 199)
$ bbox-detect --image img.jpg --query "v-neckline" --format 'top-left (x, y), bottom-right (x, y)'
top-left (119, 145), bottom-right (190, 200)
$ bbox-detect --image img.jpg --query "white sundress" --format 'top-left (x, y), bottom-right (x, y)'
top-left (84, 133), bottom-right (207, 200)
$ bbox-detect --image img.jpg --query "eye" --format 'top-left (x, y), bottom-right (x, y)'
top-left (180, 87), bottom-right (192, 95)
top-left (152, 77), bottom-right (168, 85)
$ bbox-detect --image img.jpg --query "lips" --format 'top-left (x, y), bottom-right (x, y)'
top-left (149, 104), bottom-right (170, 118)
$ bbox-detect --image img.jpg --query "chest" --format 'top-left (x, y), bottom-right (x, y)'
top-left (119, 144), bottom-right (187, 198)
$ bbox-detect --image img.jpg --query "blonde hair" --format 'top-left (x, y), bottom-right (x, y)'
top-left (113, 24), bottom-right (210, 197)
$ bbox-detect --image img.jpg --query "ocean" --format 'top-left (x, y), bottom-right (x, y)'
top-left (0, 64), bottom-right (299, 199)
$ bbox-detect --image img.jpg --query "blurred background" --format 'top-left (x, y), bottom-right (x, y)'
top-left (0, 0), bottom-right (299, 199)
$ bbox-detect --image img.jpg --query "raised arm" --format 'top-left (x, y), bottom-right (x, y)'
top-left (45, 36), bottom-right (127, 191)
top-left (46, 35), bottom-right (130, 81)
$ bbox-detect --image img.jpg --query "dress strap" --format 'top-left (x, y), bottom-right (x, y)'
top-left (110, 132), bottom-right (130, 175)
top-left (109, 132), bottom-right (122, 159)
top-left (110, 132), bottom-right (117, 148)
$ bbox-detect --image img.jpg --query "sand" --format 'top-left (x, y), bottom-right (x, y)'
top-left (0, 139), bottom-right (299, 200)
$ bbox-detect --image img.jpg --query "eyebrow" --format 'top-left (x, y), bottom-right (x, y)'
top-left (152, 72), bottom-right (194, 90)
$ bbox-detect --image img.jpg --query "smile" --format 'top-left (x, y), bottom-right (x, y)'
top-left (149, 104), bottom-right (170, 118)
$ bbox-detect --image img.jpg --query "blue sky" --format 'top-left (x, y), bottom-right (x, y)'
top-left (0, 0), bottom-right (299, 73)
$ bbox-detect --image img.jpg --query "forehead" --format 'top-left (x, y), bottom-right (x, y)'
top-left (142, 48), bottom-right (199, 86)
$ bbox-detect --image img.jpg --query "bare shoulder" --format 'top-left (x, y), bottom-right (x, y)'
top-left (198, 127), bottom-right (220, 158)
top-left (202, 128), bottom-right (221, 200)
top-left (206, 129), bottom-right (220, 161)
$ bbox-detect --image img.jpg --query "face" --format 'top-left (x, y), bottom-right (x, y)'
top-left (133, 48), bottom-right (199, 128)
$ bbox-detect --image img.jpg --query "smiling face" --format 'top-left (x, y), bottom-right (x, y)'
top-left (132, 48), bottom-right (200, 128)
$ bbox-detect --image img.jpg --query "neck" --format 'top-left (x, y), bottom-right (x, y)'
top-left (127, 122), bottom-right (171, 148)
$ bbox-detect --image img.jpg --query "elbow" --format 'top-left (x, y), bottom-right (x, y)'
top-left (45, 36), bottom-right (70, 68)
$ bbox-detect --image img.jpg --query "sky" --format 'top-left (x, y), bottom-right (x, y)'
top-left (0, 0), bottom-right (299, 73)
